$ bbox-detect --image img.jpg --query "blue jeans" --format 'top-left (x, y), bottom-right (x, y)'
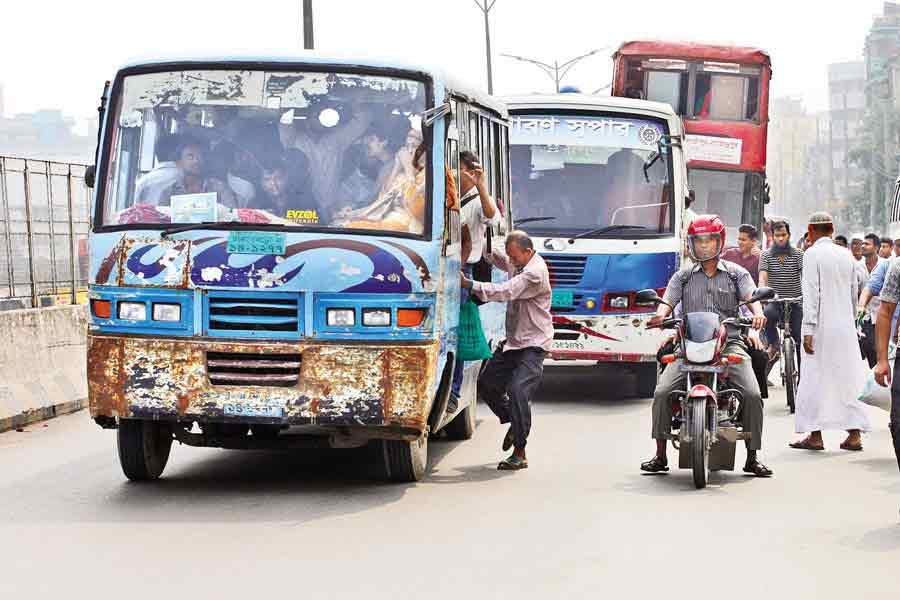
top-left (451, 264), bottom-right (474, 398)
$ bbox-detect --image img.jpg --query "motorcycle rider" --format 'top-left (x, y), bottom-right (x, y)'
top-left (642, 215), bottom-right (774, 477)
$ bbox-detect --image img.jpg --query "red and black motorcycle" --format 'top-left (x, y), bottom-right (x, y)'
top-left (637, 287), bottom-right (774, 489)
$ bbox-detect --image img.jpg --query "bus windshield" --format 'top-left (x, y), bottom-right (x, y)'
top-left (509, 114), bottom-right (673, 236)
top-left (100, 69), bottom-right (428, 235)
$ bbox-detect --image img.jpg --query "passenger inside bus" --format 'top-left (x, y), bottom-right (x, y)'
top-left (600, 149), bottom-right (665, 226)
top-left (333, 126), bottom-right (427, 233)
top-left (251, 157), bottom-right (320, 224)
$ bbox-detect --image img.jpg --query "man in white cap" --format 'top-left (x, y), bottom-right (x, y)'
top-left (790, 212), bottom-right (871, 451)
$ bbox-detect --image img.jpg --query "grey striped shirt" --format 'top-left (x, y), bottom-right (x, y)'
top-left (664, 260), bottom-right (756, 321)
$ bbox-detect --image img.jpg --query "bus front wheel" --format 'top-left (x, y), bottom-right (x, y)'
top-left (117, 419), bottom-right (172, 481)
top-left (380, 433), bottom-right (428, 482)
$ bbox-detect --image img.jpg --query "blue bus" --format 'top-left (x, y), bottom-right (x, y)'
top-left (504, 94), bottom-right (688, 397)
top-left (85, 55), bottom-right (511, 482)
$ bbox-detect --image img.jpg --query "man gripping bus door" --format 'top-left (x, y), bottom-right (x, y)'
top-left (642, 215), bottom-right (773, 478)
top-left (461, 231), bottom-right (552, 471)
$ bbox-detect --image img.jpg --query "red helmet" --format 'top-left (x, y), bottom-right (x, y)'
top-left (686, 214), bottom-right (726, 262)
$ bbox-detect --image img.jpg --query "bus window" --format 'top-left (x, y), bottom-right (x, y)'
top-left (687, 169), bottom-right (745, 241)
top-left (694, 74), bottom-right (759, 121)
top-left (645, 71), bottom-right (688, 114)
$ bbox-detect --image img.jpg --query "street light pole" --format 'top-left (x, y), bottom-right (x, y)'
top-left (473, 1), bottom-right (497, 94)
top-left (302, 0), bottom-right (314, 50)
top-left (500, 49), bottom-right (604, 93)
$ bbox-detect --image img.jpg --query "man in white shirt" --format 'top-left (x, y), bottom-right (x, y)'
top-left (449, 151), bottom-right (499, 412)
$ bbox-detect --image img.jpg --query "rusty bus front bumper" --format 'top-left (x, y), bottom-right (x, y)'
top-left (88, 334), bottom-right (440, 437)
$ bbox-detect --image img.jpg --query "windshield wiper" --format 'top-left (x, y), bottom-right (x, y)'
top-left (515, 216), bottom-right (557, 226)
top-left (567, 225), bottom-right (648, 243)
top-left (159, 222), bottom-right (288, 238)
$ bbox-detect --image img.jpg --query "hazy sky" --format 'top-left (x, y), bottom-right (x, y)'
top-left (0, 0), bottom-right (887, 126)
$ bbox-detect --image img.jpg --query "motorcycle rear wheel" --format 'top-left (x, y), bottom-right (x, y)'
top-left (691, 400), bottom-right (709, 489)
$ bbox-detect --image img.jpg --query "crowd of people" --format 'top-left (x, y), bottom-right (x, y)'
top-left (642, 211), bottom-right (900, 479)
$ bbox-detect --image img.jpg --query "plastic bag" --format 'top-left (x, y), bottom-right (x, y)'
top-left (858, 343), bottom-right (895, 406)
top-left (458, 299), bottom-right (494, 361)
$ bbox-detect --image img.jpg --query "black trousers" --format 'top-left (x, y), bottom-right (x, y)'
top-left (890, 355), bottom-right (900, 473)
top-left (478, 346), bottom-right (546, 450)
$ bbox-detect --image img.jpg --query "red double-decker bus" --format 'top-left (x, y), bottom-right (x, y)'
top-left (611, 41), bottom-right (772, 242)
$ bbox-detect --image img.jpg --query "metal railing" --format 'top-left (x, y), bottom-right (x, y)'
top-left (0, 156), bottom-right (92, 310)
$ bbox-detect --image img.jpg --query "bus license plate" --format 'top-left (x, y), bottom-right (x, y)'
top-left (227, 231), bottom-right (286, 255)
top-left (223, 402), bottom-right (284, 419)
top-left (551, 290), bottom-right (574, 308)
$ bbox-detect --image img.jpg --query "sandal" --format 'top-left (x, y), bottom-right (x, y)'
top-left (840, 439), bottom-right (863, 452)
top-left (743, 459), bottom-right (774, 477)
top-left (498, 455), bottom-right (528, 470)
top-left (789, 437), bottom-right (825, 451)
top-left (640, 455), bottom-right (669, 473)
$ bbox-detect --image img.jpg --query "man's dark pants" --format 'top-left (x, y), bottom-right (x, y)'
top-left (763, 302), bottom-right (803, 371)
top-left (478, 346), bottom-right (546, 449)
top-left (652, 339), bottom-right (764, 451)
top-left (890, 355), bottom-right (900, 472)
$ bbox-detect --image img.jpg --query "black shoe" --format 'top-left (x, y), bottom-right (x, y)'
top-left (640, 455), bottom-right (669, 473)
top-left (445, 392), bottom-right (459, 415)
top-left (743, 458), bottom-right (773, 477)
top-left (502, 426), bottom-right (514, 451)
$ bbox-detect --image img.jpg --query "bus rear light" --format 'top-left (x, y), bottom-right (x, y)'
top-left (91, 299), bottom-right (111, 319)
top-left (397, 308), bottom-right (427, 327)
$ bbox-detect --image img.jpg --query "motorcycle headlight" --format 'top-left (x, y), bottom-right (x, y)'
top-left (152, 303), bottom-right (181, 322)
top-left (327, 308), bottom-right (355, 327)
top-left (118, 301), bottom-right (147, 321)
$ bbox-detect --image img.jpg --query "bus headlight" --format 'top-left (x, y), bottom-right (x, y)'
top-left (327, 308), bottom-right (355, 327)
top-left (152, 303), bottom-right (181, 322)
top-left (362, 308), bottom-right (391, 327)
top-left (608, 295), bottom-right (629, 309)
top-left (118, 302), bottom-right (147, 321)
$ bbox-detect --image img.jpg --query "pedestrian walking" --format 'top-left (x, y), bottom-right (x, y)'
top-left (791, 212), bottom-right (871, 452)
top-left (461, 230), bottom-right (552, 470)
top-left (872, 259), bottom-right (900, 472)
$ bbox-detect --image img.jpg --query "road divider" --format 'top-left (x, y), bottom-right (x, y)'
top-left (0, 306), bottom-right (87, 433)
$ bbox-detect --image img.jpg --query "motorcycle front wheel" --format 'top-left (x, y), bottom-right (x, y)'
top-left (691, 400), bottom-right (709, 489)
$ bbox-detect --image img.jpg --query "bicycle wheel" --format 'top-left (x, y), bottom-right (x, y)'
top-left (783, 337), bottom-right (797, 413)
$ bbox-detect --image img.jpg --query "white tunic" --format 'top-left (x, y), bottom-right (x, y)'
top-left (795, 237), bottom-right (872, 433)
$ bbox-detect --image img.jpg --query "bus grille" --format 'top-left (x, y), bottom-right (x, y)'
top-left (204, 292), bottom-right (302, 339)
top-left (206, 352), bottom-right (302, 387)
top-left (543, 255), bottom-right (587, 286)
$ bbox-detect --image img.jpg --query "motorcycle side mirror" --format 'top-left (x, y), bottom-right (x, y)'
top-left (635, 288), bottom-right (663, 306)
top-left (745, 286), bottom-right (776, 304)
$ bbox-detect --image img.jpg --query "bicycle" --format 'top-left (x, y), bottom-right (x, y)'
top-left (766, 296), bottom-right (802, 413)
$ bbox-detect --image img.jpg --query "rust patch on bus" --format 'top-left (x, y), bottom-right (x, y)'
top-left (88, 335), bottom-right (439, 433)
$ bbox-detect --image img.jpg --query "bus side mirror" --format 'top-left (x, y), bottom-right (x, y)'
top-left (686, 189), bottom-right (695, 208)
top-left (635, 289), bottom-right (663, 305)
top-left (84, 165), bottom-right (96, 188)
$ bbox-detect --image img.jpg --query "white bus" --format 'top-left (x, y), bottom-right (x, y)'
top-left (504, 94), bottom-right (689, 396)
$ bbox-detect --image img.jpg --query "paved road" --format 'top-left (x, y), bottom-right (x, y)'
top-left (1, 367), bottom-right (898, 599)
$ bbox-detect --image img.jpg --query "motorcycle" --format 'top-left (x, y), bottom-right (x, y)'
top-left (637, 286), bottom-right (775, 489)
